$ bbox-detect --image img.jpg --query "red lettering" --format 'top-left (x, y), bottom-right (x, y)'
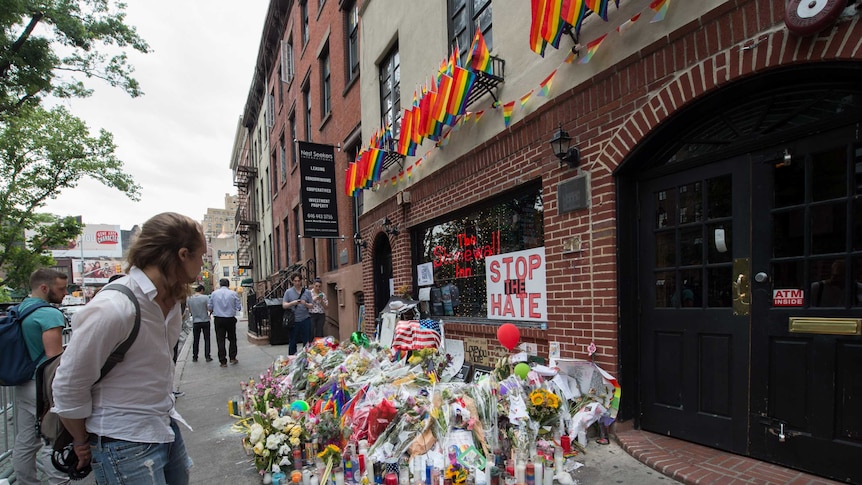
top-left (501, 295), bottom-right (515, 316)
top-left (529, 254), bottom-right (541, 278)
top-left (502, 257), bottom-right (514, 279)
top-left (529, 293), bottom-right (541, 318)
top-left (489, 260), bottom-right (501, 283)
top-left (490, 294), bottom-right (502, 315)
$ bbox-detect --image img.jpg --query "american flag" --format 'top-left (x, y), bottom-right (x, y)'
top-left (391, 319), bottom-right (441, 351)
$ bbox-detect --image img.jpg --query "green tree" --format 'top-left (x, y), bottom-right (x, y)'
top-left (0, 1), bottom-right (148, 291)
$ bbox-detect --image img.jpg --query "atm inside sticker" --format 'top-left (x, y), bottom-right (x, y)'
top-left (773, 289), bottom-right (804, 307)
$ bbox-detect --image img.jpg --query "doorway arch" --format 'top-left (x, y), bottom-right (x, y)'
top-left (372, 233), bottom-right (393, 318)
top-left (616, 63), bottom-right (862, 483)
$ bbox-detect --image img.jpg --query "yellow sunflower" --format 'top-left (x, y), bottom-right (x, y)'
top-left (530, 391), bottom-right (545, 406)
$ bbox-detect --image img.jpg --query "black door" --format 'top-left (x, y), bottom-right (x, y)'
top-left (749, 127), bottom-right (862, 484)
top-left (373, 234), bottom-right (393, 316)
top-left (638, 157), bottom-right (751, 453)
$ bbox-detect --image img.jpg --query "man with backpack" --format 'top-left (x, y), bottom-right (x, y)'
top-left (11, 268), bottom-right (70, 485)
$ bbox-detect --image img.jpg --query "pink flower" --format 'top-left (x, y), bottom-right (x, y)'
top-left (587, 342), bottom-right (597, 356)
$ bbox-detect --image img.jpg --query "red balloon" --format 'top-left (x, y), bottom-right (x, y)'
top-left (497, 323), bottom-right (520, 351)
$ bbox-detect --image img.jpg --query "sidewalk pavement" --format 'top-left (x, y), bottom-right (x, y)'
top-left (72, 318), bottom-right (679, 484)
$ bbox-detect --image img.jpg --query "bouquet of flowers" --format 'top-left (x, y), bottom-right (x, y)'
top-left (242, 409), bottom-right (306, 473)
top-left (526, 387), bottom-right (561, 433)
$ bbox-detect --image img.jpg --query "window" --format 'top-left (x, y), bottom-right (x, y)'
top-left (265, 86), bottom-right (275, 128)
top-left (283, 216), bottom-right (291, 265)
top-left (281, 40), bottom-right (295, 84)
top-left (414, 184), bottom-right (543, 318)
top-left (223, 266), bottom-right (229, 278)
top-left (268, 234), bottom-right (274, 272)
top-left (303, 85), bottom-right (312, 142)
top-left (289, 114), bottom-right (297, 165)
top-left (448, 0), bottom-right (492, 62)
top-left (275, 226), bottom-right (281, 269)
top-left (328, 238), bottom-right (338, 271)
top-left (279, 134), bottom-right (287, 182)
top-left (345, 1), bottom-right (359, 82)
top-left (301, 0), bottom-right (309, 46)
top-left (379, 44), bottom-right (400, 138)
top-left (271, 152), bottom-right (278, 195)
top-left (321, 48), bottom-right (331, 116)
top-left (293, 206), bottom-right (301, 261)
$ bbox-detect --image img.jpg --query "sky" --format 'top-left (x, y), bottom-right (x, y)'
top-left (41, 1), bottom-right (271, 229)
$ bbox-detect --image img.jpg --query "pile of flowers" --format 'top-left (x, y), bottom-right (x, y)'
top-left (234, 334), bottom-right (619, 481)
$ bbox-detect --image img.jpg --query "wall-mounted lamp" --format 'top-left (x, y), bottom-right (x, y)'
top-left (382, 217), bottom-right (400, 236)
top-left (353, 233), bottom-right (368, 250)
top-left (549, 124), bottom-right (580, 169)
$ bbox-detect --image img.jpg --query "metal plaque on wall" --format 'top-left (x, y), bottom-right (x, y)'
top-left (558, 174), bottom-right (589, 214)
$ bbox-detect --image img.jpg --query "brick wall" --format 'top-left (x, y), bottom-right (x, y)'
top-left (358, 0), bottom-right (862, 372)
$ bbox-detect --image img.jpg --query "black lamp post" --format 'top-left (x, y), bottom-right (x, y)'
top-left (549, 125), bottom-right (580, 169)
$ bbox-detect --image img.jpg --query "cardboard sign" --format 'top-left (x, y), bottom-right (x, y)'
top-left (485, 247), bottom-right (547, 321)
top-left (773, 289), bottom-right (804, 307)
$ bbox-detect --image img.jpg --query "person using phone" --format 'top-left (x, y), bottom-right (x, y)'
top-left (309, 278), bottom-right (328, 338)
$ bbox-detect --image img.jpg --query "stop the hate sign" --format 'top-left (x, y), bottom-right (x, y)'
top-left (773, 289), bottom-right (804, 307)
top-left (485, 247), bottom-right (547, 321)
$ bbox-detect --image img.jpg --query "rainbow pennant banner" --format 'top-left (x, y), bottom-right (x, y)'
top-left (579, 33), bottom-right (607, 64)
top-left (502, 101), bottom-right (515, 127)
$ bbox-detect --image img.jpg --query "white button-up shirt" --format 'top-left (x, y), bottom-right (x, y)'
top-left (52, 267), bottom-right (184, 443)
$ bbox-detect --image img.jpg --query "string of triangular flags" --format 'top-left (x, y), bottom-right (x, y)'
top-left (346, 0), bottom-right (670, 196)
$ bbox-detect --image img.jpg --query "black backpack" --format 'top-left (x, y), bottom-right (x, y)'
top-left (0, 300), bottom-right (59, 386)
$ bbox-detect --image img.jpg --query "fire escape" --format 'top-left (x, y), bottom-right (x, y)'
top-left (234, 162), bottom-right (257, 270)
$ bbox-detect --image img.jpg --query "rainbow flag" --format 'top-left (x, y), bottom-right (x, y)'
top-left (650, 0), bottom-right (669, 22)
top-left (446, 66), bottom-right (476, 122)
top-left (502, 100), bottom-right (515, 127)
top-left (369, 149), bottom-right (384, 186)
top-left (579, 33), bottom-right (607, 64)
top-left (520, 90), bottom-right (534, 110)
top-left (391, 176), bottom-right (397, 187)
top-left (538, 70), bottom-right (556, 97)
top-left (585, 0), bottom-right (609, 21)
top-left (541, 0), bottom-right (565, 48)
top-left (406, 165), bottom-right (413, 179)
top-left (469, 28), bottom-right (492, 73)
top-left (562, 0), bottom-right (587, 33)
top-left (529, 0), bottom-right (548, 56)
top-left (432, 73), bottom-right (453, 124)
top-left (397, 109), bottom-right (413, 156)
top-left (616, 13), bottom-right (641, 34)
top-left (344, 163), bottom-right (355, 196)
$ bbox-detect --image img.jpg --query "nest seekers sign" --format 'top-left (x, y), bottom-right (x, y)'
top-left (485, 246), bottom-right (547, 322)
top-left (298, 142), bottom-right (339, 238)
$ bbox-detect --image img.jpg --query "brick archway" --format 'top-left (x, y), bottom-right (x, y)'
top-left (605, 18), bottom-right (862, 174)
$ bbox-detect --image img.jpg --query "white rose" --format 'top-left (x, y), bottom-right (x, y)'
top-left (253, 441), bottom-right (265, 455)
top-left (249, 423), bottom-right (265, 445)
top-left (266, 434), bottom-right (281, 450)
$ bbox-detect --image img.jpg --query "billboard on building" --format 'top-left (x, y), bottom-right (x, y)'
top-left (72, 259), bottom-right (124, 284)
top-left (49, 224), bottom-right (124, 258)
top-left (298, 142), bottom-right (339, 238)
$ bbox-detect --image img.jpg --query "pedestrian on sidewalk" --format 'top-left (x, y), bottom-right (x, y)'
top-left (187, 285), bottom-right (212, 362)
top-left (283, 272), bottom-right (313, 355)
top-left (209, 278), bottom-right (241, 367)
top-left (12, 269), bottom-right (70, 485)
top-left (53, 212), bottom-right (204, 484)
top-left (309, 277), bottom-right (328, 338)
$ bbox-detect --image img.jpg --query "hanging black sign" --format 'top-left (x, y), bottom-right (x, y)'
top-left (298, 141), bottom-right (339, 238)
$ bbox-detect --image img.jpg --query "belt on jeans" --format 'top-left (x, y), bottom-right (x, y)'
top-left (92, 434), bottom-right (124, 444)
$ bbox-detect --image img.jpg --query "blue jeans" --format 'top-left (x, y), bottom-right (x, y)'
top-left (289, 317), bottom-right (312, 355)
top-left (90, 420), bottom-right (191, 485)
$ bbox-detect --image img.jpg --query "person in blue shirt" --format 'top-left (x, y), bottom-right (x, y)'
top-left (208, 278), bottom-right (241, 367)
top-left (13, 268), bottom-right (69, 485)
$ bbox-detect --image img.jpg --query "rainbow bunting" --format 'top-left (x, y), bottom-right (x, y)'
top-left (502, 101), bottom-right (515, 127)
top-left (520, 90), bottom-right (534, 110)
top-left (616, 13), bottom-right (641, 34)
top-left (398, 171), bottom-right (405, 183)
top-left (585, 0), bottom-right (609, 21)
top-left (391, 176), bottom-right (397, 187)
top-left (474, 110), bottom-right (485, 122)
top-left (529, 0), bottom-right (548, 56)
top-left (469, 28), bottom-right (492, 73)
top-left (406, 165), bottom-right (413, 179)
top-left (415, 157), bottom-right (423, 167)
top-left (579, 33), bottom-right (607, 64)
top-left (564, 50), bottom-right (577, 63)
top-left (538, 70), bottom-right (556, 97)
top-left (650, 0), bottom-right (669, 22)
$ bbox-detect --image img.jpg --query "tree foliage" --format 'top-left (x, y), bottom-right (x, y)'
top-left (0, 1), bottom-right (148, 291)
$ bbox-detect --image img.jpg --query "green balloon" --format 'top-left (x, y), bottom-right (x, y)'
top-left (514, 363), bottom-right (530, 380)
